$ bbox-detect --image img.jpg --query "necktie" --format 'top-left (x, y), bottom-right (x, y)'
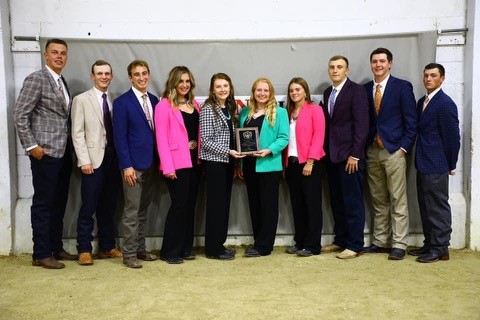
top-left (142, 94), bottom-right (153, 130)
top-left (102, 93), bottom-right (114, 146)
top-left (374, 84), bottom-right (384, 148)
top-left (58, 78), bottom-right (67, 103)
top-left (329, 88), bottom-right (337, 117)
top-left (422, 95), bottom-right (430, 112)
top-left (374, 84), bottom-right (382, 115)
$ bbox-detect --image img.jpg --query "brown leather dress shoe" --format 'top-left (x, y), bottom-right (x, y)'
top-left (97, 248), bottom-right (123, 259)
top-left (78, 252), bottom-right (93, 265)
top-left (123, 257), bottom-right (142, 268)
top-left (32, 257), bottom-right (65, 269)
top-left (54, 251), bottom-right (78, 261)
top-left (137, 251), bottom-right (158, 261)
top-left (321, 243), bottom-right (344, 253)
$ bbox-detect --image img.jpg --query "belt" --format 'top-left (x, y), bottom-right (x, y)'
top-left (288, 156), bottom-right (299, 164)
top-left (105, 146), bottom-right (116, 154)
top-left (189, 140), bottom-right (198, 150)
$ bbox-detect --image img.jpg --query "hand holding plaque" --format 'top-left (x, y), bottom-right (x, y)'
top-left (236, 128), bottom-right (260, 155)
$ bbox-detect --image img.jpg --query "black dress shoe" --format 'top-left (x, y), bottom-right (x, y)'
top-left (225, 249), bottom-right (236, 255)
top-left (407, 246), bottom-right (430, 257)
top-left (363, 244), bottom-right (390, 254)
top-left (181, 251), bottom-right (196, 260)
top-left (160, 256), bottom-right (184, 264)
top-left (206, 253), bottom-right (235, 260)
top-left (285, 246), bottom-right (301, 254)
top-left (416, 252), bottom-right (450, 263)
top-left (297, 249), bottom-right (320, 257)
top-left (244, 248), bottom-right (261, 257)
top-left (53, 251), bottom-right (78, 261)
top-left (388, 248), bottom-right (406, 260)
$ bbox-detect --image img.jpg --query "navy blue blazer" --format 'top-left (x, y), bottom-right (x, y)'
top-left (415, 89), bottom-right (460, 174)
top-left (113, 89), bottom-right (159, 170)
top-left (363, 76), bottom-right (417, 153)
top-left (322, 78), bottom-right (369, 163)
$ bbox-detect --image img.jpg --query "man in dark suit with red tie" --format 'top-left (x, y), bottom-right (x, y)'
top-left (321, 55), bottom-right (369, 259)
top-left (71, 60), bottom-right (123, 265)
top-left (13, 38), bottom-right (77, 269)
top-left (408, 63), bottom-right (460, 263)
top-left (363, 48), bottom-right (417, 260)
top-left (113, 60), bottom-right (159, 268)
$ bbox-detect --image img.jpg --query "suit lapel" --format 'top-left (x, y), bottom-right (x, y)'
top-left (379, 76), bottom-right (395, 116)
top-left (43, 69), bottom-right (69, 115)
top-left (129, 89), bottom-right (151, 127)
top-left (332, 79), bottom-right (350, 118)
top-left (87, 88), bottom-right (104, 126)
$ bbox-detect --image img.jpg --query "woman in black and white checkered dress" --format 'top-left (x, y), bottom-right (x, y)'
top-left (199, 73), bottom-right (245, 260)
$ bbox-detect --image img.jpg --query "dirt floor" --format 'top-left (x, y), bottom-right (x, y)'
top-left (0, 247), bottom-right (479, 320)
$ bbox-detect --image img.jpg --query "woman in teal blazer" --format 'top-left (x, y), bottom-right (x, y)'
top-left (237, 78), bottom-right (289, 257)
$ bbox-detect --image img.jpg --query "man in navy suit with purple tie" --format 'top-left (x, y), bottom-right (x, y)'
top-left (321, 55), bottom-right (369, 259)
top-left (408, 63), bottom-right (460, 263)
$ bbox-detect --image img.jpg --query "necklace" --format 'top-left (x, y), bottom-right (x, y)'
top-left (253, 108), bottom-right (265, 119)
top-left (178, 99), bottom-right (187, 105)
top-left (220, 105), bottom-right (231, 120)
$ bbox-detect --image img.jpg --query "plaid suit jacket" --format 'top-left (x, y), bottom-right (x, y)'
top-left (199, 103), bottom-right (235, 163)
top-left (14, 67), bottom-right (71, 158)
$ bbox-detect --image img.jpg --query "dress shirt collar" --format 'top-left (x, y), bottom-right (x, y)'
top-left (132, 86), bottom-right (148, 100)
top-left (332, 77), bottom-right (348, 93)
top-left (93, 86), bottom-right (108, 98)
top-left (46, 65), bottom-right (62, 81)
top-left (374, 74), bottom-right (390, 92)
top-left (426, 87), bottom-right (442, 101)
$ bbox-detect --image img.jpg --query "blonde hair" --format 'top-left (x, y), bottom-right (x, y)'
top-left (162, 66), bottom-right (196, 107)
top-left (248, 78), bottom-right (277, 126)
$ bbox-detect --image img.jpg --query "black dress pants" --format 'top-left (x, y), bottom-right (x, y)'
top-left (285, 159), bottom-right (323, 253)
top-left (203, 160), bottom-right (233, 256)
top-left (30, 143), bottom-right (72, 260)
top-left (161, 167), bottom-right (200, 258)
top-left (243, 159), bottom-right (281, 254)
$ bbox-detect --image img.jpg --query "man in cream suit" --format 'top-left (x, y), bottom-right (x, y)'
top-left (14, 38), bottom-right (77, 269)
top-left (71, 60), bottom-right (122, 265)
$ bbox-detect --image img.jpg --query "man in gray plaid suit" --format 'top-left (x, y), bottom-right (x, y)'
top-left (14, 38), bottom-right (77, 269)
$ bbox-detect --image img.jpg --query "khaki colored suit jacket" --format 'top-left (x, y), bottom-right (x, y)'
top-left (71, 87), bottom-right (114, 169)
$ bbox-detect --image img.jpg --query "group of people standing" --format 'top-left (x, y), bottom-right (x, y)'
top-left (13, 38), bottom-right (460, 270)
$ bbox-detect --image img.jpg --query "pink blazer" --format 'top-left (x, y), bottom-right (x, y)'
top-left (284, 102), bottom-right (326, 166)
top-left (154, 98), bottom-right (200, 175)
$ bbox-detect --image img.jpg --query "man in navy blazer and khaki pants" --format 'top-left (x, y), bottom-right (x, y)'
top-left (408, 63), bottom-right (460, 263)
top-left (113, 60), bottom-right (159, 268)
top-left (363, 48), bottom-right (417, 260)
top-left (322, 55), bottom-right (369, 259)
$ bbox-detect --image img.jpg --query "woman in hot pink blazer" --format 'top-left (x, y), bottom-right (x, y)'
top-left (284, 77), bottom-right (326, 257)
top-left (155, 66), bottom-right (200, 264)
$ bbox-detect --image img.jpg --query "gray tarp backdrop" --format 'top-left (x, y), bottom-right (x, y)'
top-left (49, 32), bottom-right (436, 239)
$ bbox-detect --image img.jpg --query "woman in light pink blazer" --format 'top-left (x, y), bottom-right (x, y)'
top-left (155, 66), bottom-right (200, 264)
top-left (284, 77), bottom-right (326, 257)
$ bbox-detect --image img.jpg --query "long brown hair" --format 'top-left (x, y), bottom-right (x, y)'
top-left (286, 77), bottom-right (312, 114)
top-left (204, 73), bottom-right (236, 119)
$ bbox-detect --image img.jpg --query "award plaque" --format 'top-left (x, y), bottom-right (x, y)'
top-left (236, 127), bottom-right (260, 155)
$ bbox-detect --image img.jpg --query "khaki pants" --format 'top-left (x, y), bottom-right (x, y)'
top-left (366, 147), bottom-right (409, 249)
